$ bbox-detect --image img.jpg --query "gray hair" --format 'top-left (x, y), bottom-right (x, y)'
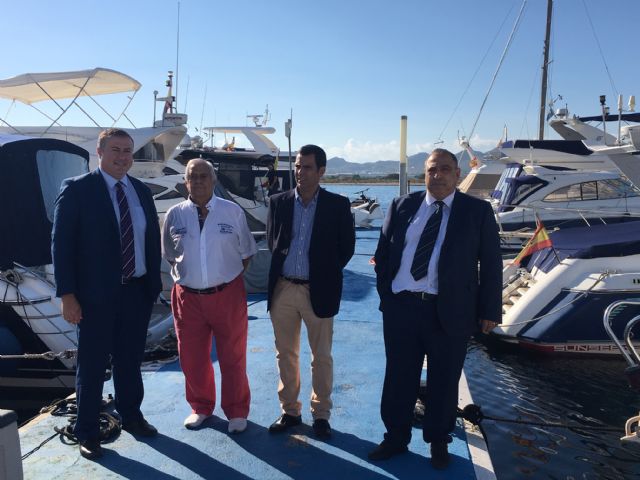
top-left (185, 158), bottom-right (217, 181)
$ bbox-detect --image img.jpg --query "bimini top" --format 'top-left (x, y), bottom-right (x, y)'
top-left (527, 221), bottom-right (640, 273)
top-left (0, 68), bottom-right (141, 104)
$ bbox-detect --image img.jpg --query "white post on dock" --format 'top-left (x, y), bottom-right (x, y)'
top-left (399, 115), bottom-right (408, 196)
top-left (0, 409), bottom-right (23, 480)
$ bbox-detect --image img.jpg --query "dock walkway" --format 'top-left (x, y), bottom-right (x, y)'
top-left (19, 231), bottom-right (494, 479)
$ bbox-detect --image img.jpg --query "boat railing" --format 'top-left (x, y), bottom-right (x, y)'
top-left (602, 298), bottom-right (640, 444)
top-left (496, 204), bottom-right (640, 239)
top-left (603, 299), bottom-right (640, 367)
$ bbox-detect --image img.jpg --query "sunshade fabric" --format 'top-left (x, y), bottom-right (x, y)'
top-left (0, 68), bottom-right (141, 104)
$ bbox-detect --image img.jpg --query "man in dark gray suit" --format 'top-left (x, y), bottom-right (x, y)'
top-left (52, 128), bottom-right (162, 460)
top-left (369, 148), bottom-right (502, 469)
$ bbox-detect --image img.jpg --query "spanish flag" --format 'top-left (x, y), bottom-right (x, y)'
top-left (511, 217), bottom-right (553, 266)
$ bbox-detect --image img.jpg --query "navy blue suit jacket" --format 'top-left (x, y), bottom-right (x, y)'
top-left (52, 170), bottom-right (162, 306)
top-left (374, 190), bottom-right (502, 336)
top-left (267, 188), bottom-right (355, 318)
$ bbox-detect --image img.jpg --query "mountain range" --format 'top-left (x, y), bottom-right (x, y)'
top-left (325, 149), bottom-right (484, 177)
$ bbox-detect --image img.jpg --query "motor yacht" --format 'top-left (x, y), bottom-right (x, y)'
top-left (493, 221), bottom-right (640, 355)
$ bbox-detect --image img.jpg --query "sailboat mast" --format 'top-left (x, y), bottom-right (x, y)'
top-left (538, 0), bottom-right (553, 140)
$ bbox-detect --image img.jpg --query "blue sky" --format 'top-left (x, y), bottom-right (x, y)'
top-left (1, 0), bottom-right (639, 162)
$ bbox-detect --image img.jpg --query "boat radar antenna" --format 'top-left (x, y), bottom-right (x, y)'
top-left (247, 105), bottom-right (270, 127)
top-left (154, 70), bottom-right (187, 127)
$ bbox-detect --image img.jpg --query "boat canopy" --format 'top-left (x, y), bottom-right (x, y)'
top-left (525, 221), bottom-right (640, 273)
top-left (0, 68), bottom-right (141, 104)
top-left (512, 139), bottom-right (593, 156)
top-left (0, 135), bottom-right (89, 269)
top-left (578, 112), bottom-right (640, 123)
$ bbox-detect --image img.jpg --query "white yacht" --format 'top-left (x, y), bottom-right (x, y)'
top-left (494, 221), bottom-right (640, 355)
top-left (0, 68), bottom-right (188, 178)
top-left (494, 164), bottom-right (640, 250)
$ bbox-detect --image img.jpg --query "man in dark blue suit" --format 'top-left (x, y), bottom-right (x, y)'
top-left (266, 144), bottom-right (355, 439)
top-left (52, 129), bottom-right (162, 460)
top-left (369, 149), bottom-right (502, 469)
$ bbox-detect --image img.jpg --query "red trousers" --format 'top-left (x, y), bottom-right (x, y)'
top-left (171, 275), bottom-right (250, 419)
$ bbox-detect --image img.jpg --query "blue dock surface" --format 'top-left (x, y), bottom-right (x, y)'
top-left (19, 231), bottom-right (494, 479)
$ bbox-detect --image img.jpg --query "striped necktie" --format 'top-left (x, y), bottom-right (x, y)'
top-left (116, 181), bottom-right (136, 280)
top-left (410, 201), bottom-right (444, 281)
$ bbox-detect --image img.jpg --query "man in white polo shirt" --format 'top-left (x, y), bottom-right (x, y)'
top-left (162, 158), bottom-right (257, 433)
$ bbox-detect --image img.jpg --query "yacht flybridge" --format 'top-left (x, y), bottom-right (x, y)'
top-left (0, 68), bottom-right (187, 178)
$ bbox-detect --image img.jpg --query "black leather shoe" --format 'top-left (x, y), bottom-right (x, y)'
top-left (79, 439), bottom-right (103, 460)
top-left (368, 440), bottom-right (408, 461)
top-left (312, 419), bottom-right (332, 439)
top-left (122, 418), bottom-right (158, 437)
top-left (268, 414), bottom-right (302, 433)
top-left (430, 441), bottom-right (450, 470)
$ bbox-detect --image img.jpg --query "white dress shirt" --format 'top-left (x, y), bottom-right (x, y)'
top-left (162, 195), bottom-right (258, 288)
top-left (99, 169), bottom-right (147, 277)
top-left (391, 190), bottom-right (456, 295)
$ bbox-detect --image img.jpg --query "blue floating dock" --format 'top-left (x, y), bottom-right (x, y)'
top-left (18, 231), bottom-right (495, 479)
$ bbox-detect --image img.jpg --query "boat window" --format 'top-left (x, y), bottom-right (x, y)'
top-left (133, 142), bottom-right (165, 162)
top-left (545, 182), bottom-right (594, 202)
top-left (145, 183), bottom-right (169, 196)
top-left (156, 190), bottom-right (185, 200)
top-left (37, 149), bottom-right (88, 222)
top-left (580, 181), bottom-right (598, 201)
top-left (545, 178), bottom-right (640, 202)
top-left (544, 184), bottom-right (578, 202)
top-left (597, 178), bottom-right (640, 199)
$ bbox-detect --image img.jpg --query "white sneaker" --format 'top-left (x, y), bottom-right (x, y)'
top-left (228, 417), bottom-right (247, 434)
top-left (184, 413), bottom-right (209, 430)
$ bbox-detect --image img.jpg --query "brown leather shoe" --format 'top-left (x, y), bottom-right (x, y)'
top-left (430, 441), bottom-right (450, 470)
top-left (368, 440), bottom-right (408, 461)
top-left (268, 414), bottom-right (302, 433)
top-left (79, 439), bottom-right (103, 460)
top-left (122, 418), bottom-right (158, 437)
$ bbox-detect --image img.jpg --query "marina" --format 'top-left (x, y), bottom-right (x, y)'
top-left (3, 1), bottom-right (640, 478)
top-left (2, 186), bottom-right (639, 478)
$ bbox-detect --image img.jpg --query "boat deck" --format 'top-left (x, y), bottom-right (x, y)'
top-left (18, 231), bottom-right (494, 479)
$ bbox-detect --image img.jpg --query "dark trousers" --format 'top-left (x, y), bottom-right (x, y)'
top-left (380, 292), bottom-right (469, 446)
top-left (74, 281), bottom-right (153, 441)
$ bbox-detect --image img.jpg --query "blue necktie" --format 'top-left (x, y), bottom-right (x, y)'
top-left (116, 182), bottom-right (135, 280)
top-left (410, 201), bottom-right (444, 281)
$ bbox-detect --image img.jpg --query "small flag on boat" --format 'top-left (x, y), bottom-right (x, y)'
top-left (511, 217), bottom-right (553, 266)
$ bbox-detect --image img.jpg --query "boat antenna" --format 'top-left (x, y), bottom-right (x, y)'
top-left (175, 1), bottom-right (180, 111)
top-left (199, 83), bottom-right (207, 133)
top-left (183, 75), bottom-right (190, 114)
top-left (538, 0), bottom-right (553, 140)
top-left (285, 109), bottom-right (293, 188)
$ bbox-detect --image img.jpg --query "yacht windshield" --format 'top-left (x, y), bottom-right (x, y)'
top-left (37, 149), bottom-right (88, 222)
top-left (492, 164), bottom-right (522, 202)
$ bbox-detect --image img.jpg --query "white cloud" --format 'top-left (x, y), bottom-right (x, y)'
top-left (462, 133), bottom-right (501, 151)
top-left (324, 138), bottom-right (437, 163)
